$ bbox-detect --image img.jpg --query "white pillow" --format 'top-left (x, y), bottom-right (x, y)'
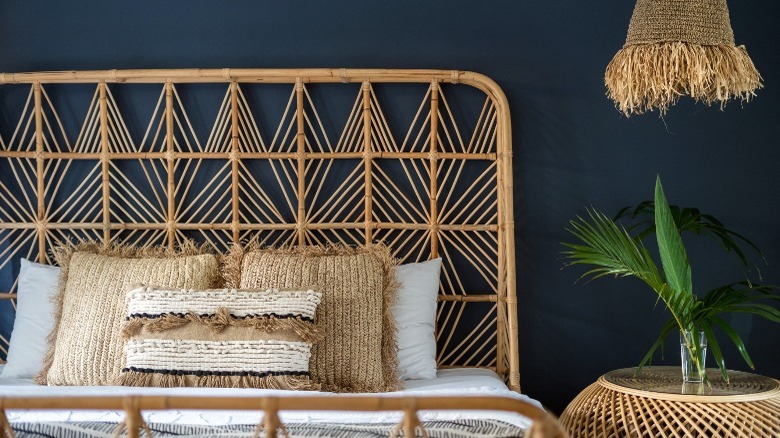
top-left (1, 258), bottom-right (60, 379)
top-left (394, 258), bottom-right (441, 380)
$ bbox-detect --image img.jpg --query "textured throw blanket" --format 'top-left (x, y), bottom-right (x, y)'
top-left (12, 419), bottom-right (525, 437)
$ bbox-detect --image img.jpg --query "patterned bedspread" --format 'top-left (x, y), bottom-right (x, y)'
top-left (12, 419), bottom-right (525, 437)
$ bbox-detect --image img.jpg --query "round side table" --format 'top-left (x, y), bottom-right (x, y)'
top-left (560, 367), bottom-right (780, 437)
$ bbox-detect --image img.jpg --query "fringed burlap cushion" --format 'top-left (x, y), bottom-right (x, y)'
top-left (226, 244), bottom-right (400, 393)
top-left (36, 243), bottom-right (219, 386)
top-left (115, 286), bottom-right (323, 390)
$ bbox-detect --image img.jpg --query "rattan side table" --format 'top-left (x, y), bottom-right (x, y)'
top-left (560, 367), bottom-right (780, 437)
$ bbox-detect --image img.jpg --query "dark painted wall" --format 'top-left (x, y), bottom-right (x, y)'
top-left (1, 0), bottom-right (778, 414)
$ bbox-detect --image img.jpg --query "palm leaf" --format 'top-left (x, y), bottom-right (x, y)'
top-left (614, 203), bottom-right (766, 272)
top-left (563, 207), bottom-right (695, 330)
top-left (711, 316), bottom-right (755, 370)
top-left (700, 214), bottom-right (767, 267)
top-left (698, 283), bottom-right (780, 320)
top-left (700, 321), bottom-right (727, 382)
top-left (563, 210), bottom-right (665, 290)
top-left (636, 318), bottom-right (676, 376)
top-left (728, 304), bottom-right (780, 322)
top-left (654, 177), bottom-right (693, 299)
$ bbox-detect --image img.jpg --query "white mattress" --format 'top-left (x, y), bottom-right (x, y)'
top-left (0, 368), bottom-right (539, 429)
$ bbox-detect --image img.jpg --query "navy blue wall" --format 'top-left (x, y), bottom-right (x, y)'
top-left (1, 0), bottom-right (778, 413)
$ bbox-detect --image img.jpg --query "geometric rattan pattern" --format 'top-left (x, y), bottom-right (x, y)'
top-left (560, 367), bottom-right (780, 437)
top-left (0, 69), bottom-right (519, 390)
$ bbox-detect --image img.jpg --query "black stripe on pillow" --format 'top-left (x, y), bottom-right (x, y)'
top-left (121, 367), bottom-right (310, 378)
top-left (125, 312), bottom-right (314, 322)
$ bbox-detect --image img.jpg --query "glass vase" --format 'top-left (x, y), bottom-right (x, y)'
top-left (680, 330), bottom-right (707, 383)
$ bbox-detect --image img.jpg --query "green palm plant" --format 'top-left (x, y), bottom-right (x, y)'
top-left (562, 176), bottom-right (780, 384)
top-left (614, 201), bottom-right (766, 276)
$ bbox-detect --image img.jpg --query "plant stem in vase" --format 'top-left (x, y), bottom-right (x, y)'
top-left (680, 330), bottom-right (707, 383)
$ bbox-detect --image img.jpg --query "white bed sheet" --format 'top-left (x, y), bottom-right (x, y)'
top-left (0, 368), bottom-right (539, 429)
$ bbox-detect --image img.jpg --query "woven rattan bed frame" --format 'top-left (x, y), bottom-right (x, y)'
top-left (0, 69), bottom-right (562, 437)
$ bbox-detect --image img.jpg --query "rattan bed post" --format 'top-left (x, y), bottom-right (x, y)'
top-left (295, 79), bottom-right (306, 246)
top-left (123, 397), bottom-right (142, 438)
top-left (496, 298), bottom-right (506, 383)
top-left (263, 397), bottom-right (281, 438)
top-left (230, 82), bottom-right (240, 243)
top-left (495, 82), bottom-right (519, 392)
top-left (164, 81), bottom-right (175, 250)
top-left (99, 83), bottom-right (111, 243)
top-left (0, 406), bottom-right (12, 438)
top-left (402, 408), bottom-right (421, 438)
top-left (33, 82), bottom-right (45, 263)
top-left (429, 81), bottom-right (439, 258)
top-left (362, 81), bottom-right (374, 244)
top-left (495, 90), bottom-right (507, 386)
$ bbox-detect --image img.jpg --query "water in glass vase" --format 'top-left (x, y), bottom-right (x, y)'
top-left (680, 330), bottom-right (707, 383)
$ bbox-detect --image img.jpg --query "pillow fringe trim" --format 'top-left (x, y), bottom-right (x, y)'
top-left (120, 310), bottom-right (324, 343)
top-left (113, 370), bottom-right (320, 391)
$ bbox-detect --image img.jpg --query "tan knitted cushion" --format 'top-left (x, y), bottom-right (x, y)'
top-left (228, 245), bottom-right (400, 393)
top-left (116, 286), bottom-right (323, 390)
top-left (36, 243), bottom-right (219, 386)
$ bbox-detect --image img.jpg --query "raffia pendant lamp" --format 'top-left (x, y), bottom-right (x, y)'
top-left (606, 0), bottom-right (762, 116)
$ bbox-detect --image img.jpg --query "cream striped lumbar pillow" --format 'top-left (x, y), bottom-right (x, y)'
top-left (115, 286), bottom-right (323, 390)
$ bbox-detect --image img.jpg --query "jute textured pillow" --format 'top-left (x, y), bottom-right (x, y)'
top-left (226, 244), bottom-right (400, 393)
top-left (116, 286), bottom-right (323, 390)
top-left (36, 242), bottom-right (219, 386)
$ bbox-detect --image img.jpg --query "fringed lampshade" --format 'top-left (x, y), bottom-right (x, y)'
top-left (606, 0), bottom-right (763, 116)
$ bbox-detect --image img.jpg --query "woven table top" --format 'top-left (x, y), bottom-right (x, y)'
top-left (602, 366), bottom-right (780, 400)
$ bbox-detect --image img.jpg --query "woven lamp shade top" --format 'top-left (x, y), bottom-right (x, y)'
top-left (626, 0), bottom-right (735, 46)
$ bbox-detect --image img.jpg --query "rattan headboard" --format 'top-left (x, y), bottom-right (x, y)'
top-left (0, 69), bottom-right (518, 391)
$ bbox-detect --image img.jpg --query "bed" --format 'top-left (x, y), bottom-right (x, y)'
top-left (0, 69), bottom-right (565, 437)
